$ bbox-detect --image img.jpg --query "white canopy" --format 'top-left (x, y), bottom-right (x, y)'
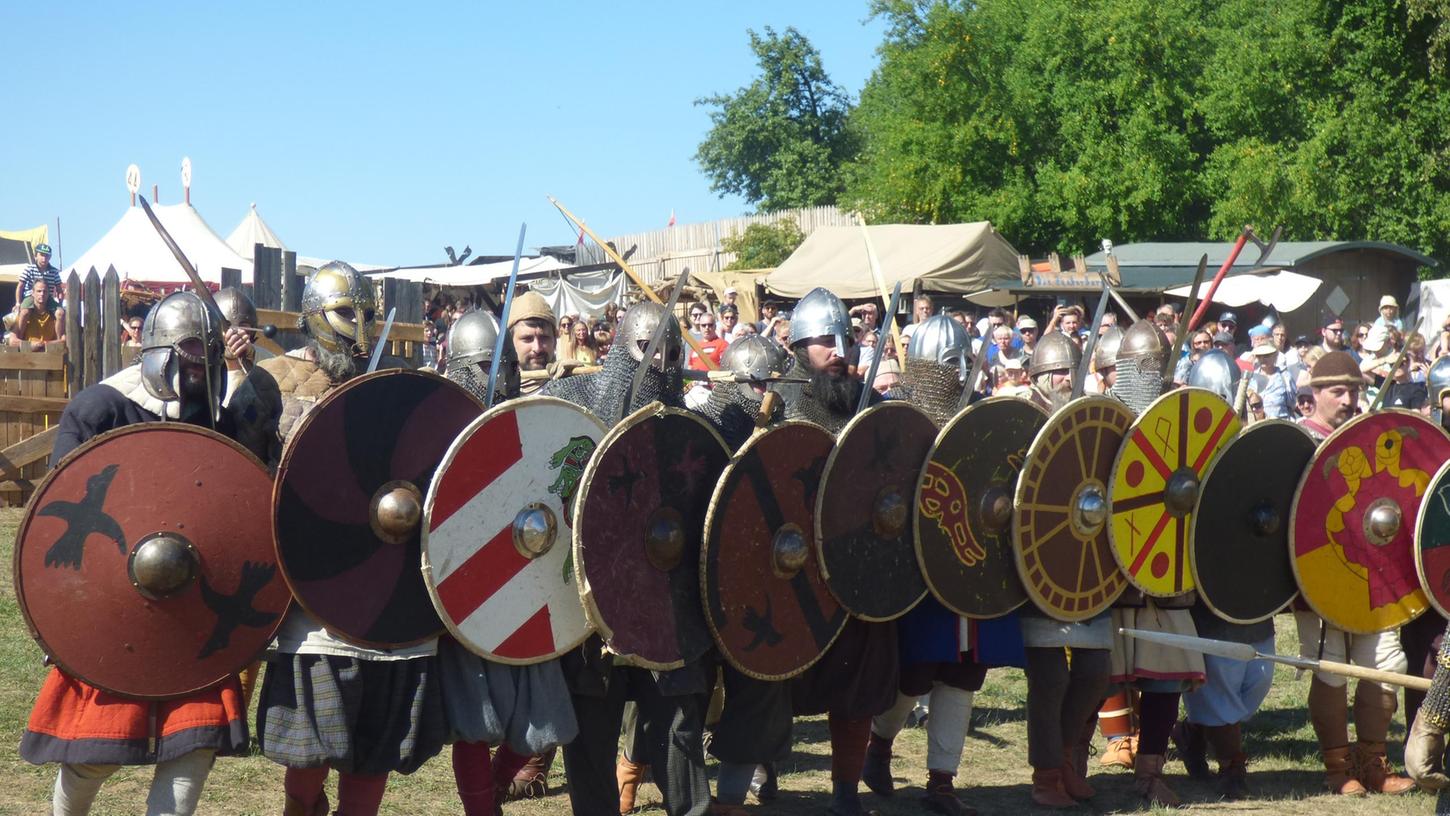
top-left (67, 203), bottom-right (252, 285)
top-left (368, 255), bottom-right (573, 285)
top-left (226, 203), bottom-right (287, 261)
top-left (765, 223), bottom-right (1021, 299)
top-left (1165, 270), bottom-right (1322, 312)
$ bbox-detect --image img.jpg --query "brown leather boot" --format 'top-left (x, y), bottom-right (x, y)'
top-left (282, 793), bottom-right (329, 816)
top-left (1354, 742), bottom-right (1416, 795)
top-left (1060, 743), bottom-right (1095, 800)
top-left (1322, 745), bottom-right (1367, 796)
top-left (1100, 735), bottom-right (1135, 769)
top-left (1030, 768), bottom-right (1076, 808)
top-left (617, 755), bottom-right (647, 814)
top-left (862, 732), bottom-right (895, 798)
top-left (1132, 754), bottom-right (1181, 808)
top-left (923, 770), bottom-right (976, 816)
top-left (1171, 720), bottom-right (1211, 780)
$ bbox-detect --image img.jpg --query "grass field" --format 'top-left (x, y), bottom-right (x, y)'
top-left (0, 505), bottom-right (1443, 815)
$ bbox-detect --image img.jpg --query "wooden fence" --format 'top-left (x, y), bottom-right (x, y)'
top-left (0, 250), bottom-right (429, 507)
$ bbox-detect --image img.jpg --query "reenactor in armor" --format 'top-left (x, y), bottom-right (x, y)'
top-left (252, 262), bottom-right (448, 816)
top-left (1293, 351), bottom-right (1415, 796)
top-left (540, 301), bottom-right (716, 816)
top-left (21, 292), bottom-right (270, 816)
top-left (778, 287), bottom-right (901, 816)
top-left (696, 335), bottom-right (786, 449)
top-left (1091, 326), bottom-right (1123, 394)
top-left (1102, 319), bottom-right (1206, 807)
top-left (1026, 331), bottom-right (1079, 412)
top-left (439, 297), bottom-right (579, 812)
top-left (866, 312), bottom-right (991, 815)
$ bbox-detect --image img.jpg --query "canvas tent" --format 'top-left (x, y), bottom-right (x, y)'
top-left (764, 223), bottom-right (1021, 299)
top-left (226, 203), bottom-right (287, 262)
top-left (67, 203), bottom-right (252, 285)
top-left (368, 255), bottom-right (573, 285)
top-left (0, 224), bottom-right (47, 284)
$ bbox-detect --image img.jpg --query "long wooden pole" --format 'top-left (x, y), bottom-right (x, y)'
top-left (549, 196), bottom-right (718, 370)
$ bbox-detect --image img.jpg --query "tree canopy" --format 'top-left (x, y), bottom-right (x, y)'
top-left (695, 2), bottom-right (1450, 263)
top-left (694, 26), bottom-right (859, 212)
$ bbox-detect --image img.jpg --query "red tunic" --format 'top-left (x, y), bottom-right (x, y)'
top-left (21, 668), bottom-right (247, 765)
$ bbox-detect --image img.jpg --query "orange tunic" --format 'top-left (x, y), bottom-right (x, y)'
top-left (21, 667), bottom-right (247, 765)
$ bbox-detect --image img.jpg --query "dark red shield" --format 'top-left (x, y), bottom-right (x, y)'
top-left (1290, 409), bottom-right (1448, 634)
top-left (275, 369), bottom-right (484, 648)
top-left (703, 421), bottom-right (847, 680)
top-left (574, 404), bottom-right (730, 670)
top-left (1191, 419), bottom-right (1315, 624)
top-left (1013, 396), bottom-right (1132, 621)
top-left (15, 424), bottom-right (283, 699)
top-left (816, 402), bottom-right (935, 622)
top-left (915, 397), bottom-right (1047, 619)
top-left (1416, 459), bottom-right (1450, 618)
top-left (423, 396), bottom-right (606, 664)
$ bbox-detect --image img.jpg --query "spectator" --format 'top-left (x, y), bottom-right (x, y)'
top-left (769, 315), bottom-right (791, 350)
top-left (1296, 347), bottom-right (1325, 388)
top-left (872, 358), bottom-right (902, 395)
top-left (1045, 304), bottom-right (1085, 346)
top-left (733, 321), bottom-right (757, 340)
top-left (1319, 316), bottom-right (1347, 354)
top-left (122, 315), bottom-right (144, 349)
top-left (594, 322), bottom-right (614, 359)
top-left (722, 286), bottom-right (739, 308)
top-left (1433, 314), bottom-right (1450, 358)
top-left (1407, 331), bottom-right (1430, 383)
top-left (901, 295), bottom-right (934, 348)
top-left (1249, 336), bottom-right (1294, 419)
top-left (1349, 322), bottom-right (1374, 362)
top-left (1238, 325), bottom-right (1271, 368)
top-left (1016, 316), bottom-right (1039, 356)
top-left (987, 325), bottom-right (1023, 368)
top-left (1175, 330), bottom-right (1214, 384)
top-left (757, 300), bottom-right (779, 334)
top-left (16, 242), bottom-right (62, 307)
top-left (1245, 389), bottom-right (1265, 423)
top-left (1378, 351), bottom-right (1427, 410)
top-left (1213, 332), bottom-right (1241, 371)
top-left (1099, 312), bottom-right (1119, 334)
top-left (1373, 295), bottom-right (1404, 332)
top-left (719, 304), bottom-right (740, 343)
top-left (1294, 385), bottom-right (1316, 418)
top-left (11, 278), bottom-right (64, 350)
top-left (996, 356), bottom-right (1034, 399)
top-left (1217, 311), bottom-right (1239, 342)
top-left (566, 318), bottom-right (598, 365)
top-left (421, 319), bottom-right (442, 372)
top-left (558, 313), bottom-right (576, 344)
top-left (688, 311), bottom-right (727, 370)
top-left (688, 302), bottom-right (710, 339)
top-left (1272, 322), bottom-right (1295, 366)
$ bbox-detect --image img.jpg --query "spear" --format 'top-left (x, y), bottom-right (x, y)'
top-left (1119, 628), bottom-right (1430, 691)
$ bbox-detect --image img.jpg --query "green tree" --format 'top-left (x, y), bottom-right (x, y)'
top-left (722, 220), bottom-right (807, 270)
top-left (695, 27), bottom-right (859, 211)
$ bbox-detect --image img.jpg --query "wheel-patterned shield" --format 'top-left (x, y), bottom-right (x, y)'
top-left (1290, 409), bottom-right (1447, 634)
top-left (275, 370), bottom-right (484, 648)
top-left (915, 397), bottom-right (1047, 619)
top-left (1109, 388), bottom-right (1241, 597)
top-left (1191, 419), bottom-right (1315, 624)
top-left (15, 425), bottom-right (284, 699)
top-left (1416, 459), bottom-right (1450, 619)
top-left (703, 421), bottom-right (847, 680)
top-left (1013, 396), bottom-right (1132, 621)
top-left (574, 403), bottom-right (730, 670)
top-left (423, 396), bottom-right (605, 664)
top-left (816, 402), bottom-right (934, 622)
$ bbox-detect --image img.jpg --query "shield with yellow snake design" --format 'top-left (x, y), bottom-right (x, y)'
top-left (1290, 409), bottom-right (1449, 634)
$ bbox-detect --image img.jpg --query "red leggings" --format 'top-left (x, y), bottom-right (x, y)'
top-left (828, 711), bottom-right (873, 783)
top-left (284, 766), bottom-right (388, 815)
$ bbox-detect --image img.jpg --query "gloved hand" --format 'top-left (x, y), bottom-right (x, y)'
top-left (1406, 711), bottom-right (1450, 790)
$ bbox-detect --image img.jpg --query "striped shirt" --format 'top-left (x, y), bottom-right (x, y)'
top-left (18, 264), bottom-right (62, 301)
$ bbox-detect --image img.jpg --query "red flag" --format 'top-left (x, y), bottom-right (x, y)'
top-left (576, 221), bottom-right (586, 246)
top-left (667, 209), bottom-right (676, 228)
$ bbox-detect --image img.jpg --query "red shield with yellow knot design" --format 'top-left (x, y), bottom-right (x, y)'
top-left (1290, 409), bottom-right (1450, 634)
top-left (914, 397), bottom-right (1048, 619)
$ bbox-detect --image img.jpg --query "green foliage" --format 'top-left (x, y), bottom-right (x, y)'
top-left (695, 27), bottom-right (859, 211)
top-left (722, 220), bottom-right (807, 270)
top-left (843, 0), bottom-right (1450, 264)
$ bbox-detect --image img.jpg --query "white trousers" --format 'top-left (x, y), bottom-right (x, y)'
top-left (53, 749), bottom-right (216, 816)
top-left (872, 685), bottom-right (975, 772)
top-left (1293, 611), bottom-right (1408, 688)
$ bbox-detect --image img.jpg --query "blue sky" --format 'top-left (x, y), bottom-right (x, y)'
top-left (3, 2), bottom-right (885, 267)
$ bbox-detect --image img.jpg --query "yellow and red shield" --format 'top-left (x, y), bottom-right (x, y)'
top-left (1291, 409), bottom-right (1447, 634)
top-left (1109, 388), bottom-right (1240, 597)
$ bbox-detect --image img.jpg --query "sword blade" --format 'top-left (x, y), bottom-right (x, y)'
top-left (1118, 627), bottom-right (1258, 662)
top-left (624, 268), bottom-right (690, 419)
top-left (1073, 280), bottom-right (1113, 399)
top-left (1163, 254), bottom-right (1208, 380)
top-left (485, 223), bottom-right (527, 409)
top-left (857, 280), bottom-right (902, 415)
top-left (137, 196), bottom-right (229, 331)
top-left (957, 320), bottom-right (991, 413)
top-left (367, 307), bottom-right (396, 373)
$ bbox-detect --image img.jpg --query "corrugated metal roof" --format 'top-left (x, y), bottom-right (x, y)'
top-left (1077, 241), bottom-right (1436, 291)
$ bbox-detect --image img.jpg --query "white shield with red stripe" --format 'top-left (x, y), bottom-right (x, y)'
top-left (423, 396), bottom-right (606, 664)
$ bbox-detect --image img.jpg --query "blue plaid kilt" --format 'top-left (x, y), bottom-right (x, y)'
top-left (257, 653), bottom-right (446, 775)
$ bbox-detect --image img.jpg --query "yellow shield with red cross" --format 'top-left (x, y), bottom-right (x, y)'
top-left (1109, 388), bottom-right (1241, 597)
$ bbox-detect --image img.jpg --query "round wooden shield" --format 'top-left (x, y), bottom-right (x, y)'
top-left (1108, 388), bottom-right (1241, 597)
top-left (915, 397), bottom-right (1047, 619)
top-left (15, 424), bottom-right (284, 699)
top-left (423, 396), bottom-right (605, 664)
top-left (1416, 459), bottom-right (1450, 619)
top-left (816, 401), bottom-right (935, 622)
top-left (574, 403), bottom-right (730, 670)
top-left (1191, 420), bottom-right (1316, 624)
top-left (274, 369), bottom-right (484, 648)
top-left (1290, 409), bottom-right (1447, 634)
top-left (702, 421), bottom-right (847, 680)
top-left (1013, 396), bottom-right (1132, 621)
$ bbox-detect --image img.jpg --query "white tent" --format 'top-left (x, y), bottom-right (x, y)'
top-left (67, 202), bottom-right (252, 285)
top-left (226, 203), bottom-right (287, 261)
top-left (1165, 270), bottom-right (1322, 312)
top-left (368, 255), bottom-right (573, 285)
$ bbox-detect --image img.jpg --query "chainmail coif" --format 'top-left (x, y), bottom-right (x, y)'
top-left (698, 385), bottom-right (780, 450)
top-left (901, 356), bottom-right (964, 427)
top-left (540, 349), bottom-right (683, 424)
top-left (1108, 358), bottom-right (1167, 415)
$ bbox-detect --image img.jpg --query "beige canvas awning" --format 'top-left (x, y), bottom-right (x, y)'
top-left (764, 223), bottom-right (1021, 299)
